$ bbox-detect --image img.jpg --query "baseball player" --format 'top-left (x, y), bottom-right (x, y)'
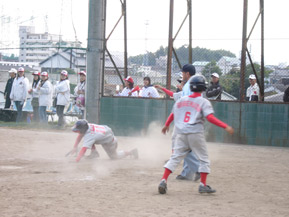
top-left (158, 75), bottom-right (234, 194)
top-left (155, 64), bottom-right (201, 182)
top-left (116, 76), bottom-right (138, 97)
top-left (10, 67), bottom-right (29, 122)
top-left (67, 119), bottom-right (139, 162)
top-left (246, 74), bottom-right (260, 101)
top-left (139, 77), bottom-right (160, 98)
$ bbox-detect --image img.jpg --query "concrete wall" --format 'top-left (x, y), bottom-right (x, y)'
top-left (99, 97), bottom-right (289, 147)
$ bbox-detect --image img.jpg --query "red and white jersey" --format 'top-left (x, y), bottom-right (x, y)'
top-left (82, 124), bottom-right (114, 149)
top-left (117, 87), bottom-right (138, 97)
top-left (173, 94), bottom-right (214, 134)
top-left (246, 83), bottom-right (260, 101)
top-left (139, 86), bottom-right (160, 98)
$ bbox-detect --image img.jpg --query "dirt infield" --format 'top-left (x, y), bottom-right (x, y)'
top-left (0, 126), bottom-right (289, 217)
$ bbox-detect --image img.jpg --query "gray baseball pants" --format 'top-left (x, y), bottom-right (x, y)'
top-left (165, 132), bottom-right (210, 174)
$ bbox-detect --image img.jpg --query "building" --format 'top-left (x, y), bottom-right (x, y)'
top-left (19, 26), bottom-right (80, 63)
top-left (217, 56), bottom-right (240, 74)
top-left (193, 61), bottom-right (210, 74)
top-left (40, 49), bottom-right (127, 74)
top-left (39, 48), bottom-right (86, 73)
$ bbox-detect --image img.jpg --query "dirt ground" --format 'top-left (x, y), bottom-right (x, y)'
top-left (0, 126), bottom-right (289, 217)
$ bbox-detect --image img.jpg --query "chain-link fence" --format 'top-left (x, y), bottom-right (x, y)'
top-left (0, 0), bottom-right (288, 103)
top-left (102, 0), bottom-right (289, 103)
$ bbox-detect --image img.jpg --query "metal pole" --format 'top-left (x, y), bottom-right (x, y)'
top-left (166, 0), bottom-right (174, 90)
top-left (101, 0), bottom-right (107, 97)
top-left (86, 0), bottom-right (104, 123)
top-left (240, 0), bottom-right (248, 101)
top-left (123, 0), bottom-right (128, 78)
top-left (188, 0), bottom-right (192, 64)
top-left (260, 0), bottom-right (264, 101)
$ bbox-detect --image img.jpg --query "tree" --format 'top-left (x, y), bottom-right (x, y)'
top-left (155, 46), bottom-right (166, 58)
top-left (220, 63), bottom-right (273, 99)
top-left (201, 61), bottom-right (222, 80)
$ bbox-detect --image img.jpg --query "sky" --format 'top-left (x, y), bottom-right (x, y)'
top-left (0, 0), bottom-right (289, 66)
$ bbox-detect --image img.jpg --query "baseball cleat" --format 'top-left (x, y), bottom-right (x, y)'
top-left (193, 172), bottom-right (201, 182)
top-left (176, 175), bottom-right (192, 181)
top-left (131, 148), bottom-right (139, 159)
top-left (158, 179), bottom-right (167, 194)
top-left (198, 184), bottom-right (216, 194)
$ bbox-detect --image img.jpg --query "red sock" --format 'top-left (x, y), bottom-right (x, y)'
top-left (200, 172), bottom-right (208, 186)
top-left (162, 168), bottom-right (172, 181)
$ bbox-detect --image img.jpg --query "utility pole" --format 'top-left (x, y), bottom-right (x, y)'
top-left (240, 0), bottom-right (248, 101)
top-left (86, 0), bottom-right (105, 123)
top-left (166, 0), bottom-right (174, 90)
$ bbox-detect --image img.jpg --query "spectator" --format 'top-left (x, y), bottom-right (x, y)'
top-left (28, 71), bottom-right (41, 122)
top-left (139, 77), bottom-right (160, 98)
top-left (54, 70), bottom-right (70, 127)
top-left (4, 68), bottom-right (17, 109)
top-left (283, 86), bottom-right (289, 102)
top-left (37, 72), bottom-right (52, 124)
top-left (246, 74), bottom-right (259, 101)
top-left (74, 71), bottom-right (86, 118)
top-left (206, 73), bottom-right (223, 100)
top-left (10, 67), bottom-right (29, 122)
top-left (116, 76), bottom-right (138, 97)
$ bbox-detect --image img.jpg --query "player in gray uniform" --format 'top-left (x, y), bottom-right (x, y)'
top-left (67, 120), bottom-right (138, 162)
top-left (158, 75), bottom-right (234, 194)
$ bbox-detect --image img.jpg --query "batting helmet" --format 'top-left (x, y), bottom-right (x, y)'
top-left (72, 119), bottom-right (89, 134)
top-left (190, 75), bottom-right (207, 92)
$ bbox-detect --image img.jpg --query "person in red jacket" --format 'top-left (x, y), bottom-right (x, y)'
top-left (158, 75), bottom-right (234, 194)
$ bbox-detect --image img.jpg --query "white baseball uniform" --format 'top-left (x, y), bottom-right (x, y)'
top-left (117, 87), bottom-right (138, 97)
top-left (164, 94), bottom-right (214, 174)
top-left (246, 83), bottom-right (260, 101)
top-left (139, 86), bottom-right (160, 98)
top-left (82, 124), bottom-right (125, 159)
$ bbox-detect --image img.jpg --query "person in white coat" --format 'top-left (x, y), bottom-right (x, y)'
top-left (37, 72), bottom-right (52, 123)
top-left (74, 71), bottom-right (86, 118)
top-left (139, 77), bottom-right (160, 98)
top-left (54, 70), bottom-right (70, 127)
top-left (28, 71), bottom-right (41, 122)
top-left (10, 67), bottom-right (29, 122)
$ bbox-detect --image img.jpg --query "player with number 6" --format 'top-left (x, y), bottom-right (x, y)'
top-left (158, 75), bottom-right (234, 194)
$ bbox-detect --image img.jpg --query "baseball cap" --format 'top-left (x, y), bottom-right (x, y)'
top-left (78, 71), bottom-right (86, 76)
top-left (124, 76), bottom-right (134, 84)
top-left (182, 64), bottom-right (196, 76)
top-left (249, 74), bottom-right (256, 80)
top-left (32, 71), bottom-right (40, 76)
top-left (211, 73), bottom-right (219, 78)
top-left (9, 68), bottom-right (17, 74)
top-left (18, 67), bottom-right (25, 72)
top-left (60, 70), bottom-right (68, 76)
top-left (41, 71), bottom-right (48, 77)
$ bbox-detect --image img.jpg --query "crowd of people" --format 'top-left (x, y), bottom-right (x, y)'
top-left (3, 64), bottom-right (288, 125)
top-left (3, 67), bottom-right (87, 126)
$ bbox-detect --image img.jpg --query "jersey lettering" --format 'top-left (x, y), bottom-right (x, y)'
top-left (177, 100), bottom-right (201, 112)
top-left (90, 124), bottom-right (106, 134)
